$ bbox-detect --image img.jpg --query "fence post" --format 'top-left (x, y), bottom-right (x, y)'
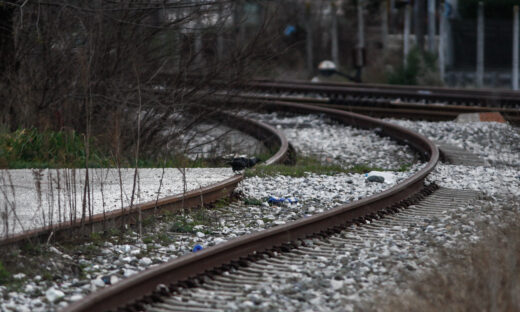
top-left (427, 0), bottom-right (436, 52)
top-left (331, 1), bottom-right (339, 66)
top-left (305, 1), bottom-right (314, 77)
top-left (513, 5), bottom-right (519, 90)
top-left (356, 0), bottom-right (365, 68)
top-left (404, 4), bottom-right (411, 66)
top-left (476, 1), bottom-right (484, 88)
top-left (439, 1), bottom-right (446, 82)
top-left (382, 0), bottom-right (388, 52)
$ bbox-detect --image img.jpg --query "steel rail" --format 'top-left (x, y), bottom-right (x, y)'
top-left (245, 79), bottom-right (520, 107)
top-left (235, 95), bottom-right (520, 122)
top-left (255, 78), bottom-right (520, 98)
top-left (0, 114), bottom-right (289, 248)
top-left (64, 102), bottom-right (439, 312)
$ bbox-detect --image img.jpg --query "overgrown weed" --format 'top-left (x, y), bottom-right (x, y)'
top-left (244, 155), bottom-right (400, 178)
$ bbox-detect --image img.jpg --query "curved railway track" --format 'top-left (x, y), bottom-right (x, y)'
top-left (64, 102), bottom-right (440, 312)
top-left (0, 113), bottom-right (290, 248)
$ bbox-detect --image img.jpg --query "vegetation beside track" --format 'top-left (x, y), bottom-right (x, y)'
top-left (245, 155), bottom-right (411, 178)
top-left (374, 200), bottom-right (520, 312)
top-left (0, 128), bottom-right (234, 169)
top-left (0, 206), bottom-right (220, 290)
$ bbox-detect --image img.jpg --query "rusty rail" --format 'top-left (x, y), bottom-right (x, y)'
top-left (244, 79), bottom-right (520, 108)
top-left (64, 102), bottom-right (439, 312)
top-left (0, 114), bottom-right (290, 248)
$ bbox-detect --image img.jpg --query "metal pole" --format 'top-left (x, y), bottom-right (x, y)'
top-left (382, 1), bottom-right (388, 52)
top-left (404, 4), bottom-right (411, 67)
top-left (305, 1), bottom-right (314, 77)
top-left (331, 1), bottom-right (339, 66)
top-left (357, 0), bottom-right (365, 67)
top-left (439, 1), bottom-right (446, 82)
top-left (427, 0), bottom-right (436, 52)
top-left (416, 0), bottom-right (425, 52)
top-left (476, 1), bottom-right (484, 88)
top-left (513, 5), bottom-right (519, 90)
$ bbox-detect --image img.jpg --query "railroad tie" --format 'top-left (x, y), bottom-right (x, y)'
top-left (436, 143), bottom-right (488, 166)
top-left (142, 187), bottom-right (479, 311)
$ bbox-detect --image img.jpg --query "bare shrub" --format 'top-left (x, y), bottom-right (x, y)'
top-left (373, 201), bottom-right (520, 312)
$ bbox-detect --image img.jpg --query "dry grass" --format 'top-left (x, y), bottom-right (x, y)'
top-left (373, 204), bottom-right (520, 312)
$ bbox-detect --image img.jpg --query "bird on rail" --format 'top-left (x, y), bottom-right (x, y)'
top-left (229, 157), bottom-right (259, 173)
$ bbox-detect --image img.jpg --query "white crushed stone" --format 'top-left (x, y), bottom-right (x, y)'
top-left (386, 119), bottom-right (520, 168)
top-left (238, 167), bottom-right (423, 207)
top-left (0, 112), bottom-right (421, 311)
top-left (0, 168), bottom-right (235, 237)
top-left (254, 112), bottom-right (417, 169)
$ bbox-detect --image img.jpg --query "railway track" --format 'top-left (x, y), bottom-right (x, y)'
top-left (142, 186), bottom-right (479, 312)
top-left (64, 102), bottom-right (440, 312)
top-left (0, 113), bottom-right (290, 248)
top-left (205, 79), bottom-right (520, 123)
top-left (62, 78), bottom-right (516, 311)
top-left (242, 79), bottom-right (520, 108)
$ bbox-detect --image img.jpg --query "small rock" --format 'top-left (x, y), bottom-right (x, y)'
top-left (110, 275), bottom-right (119, 285)
top-left (196, 232), bottom-right (205, 238)
top-left (367, 175), bottom-right (385, 183)
top-left (24, 284), bottom-right (35, 293)
top-left (139, 257), bottom-right (152, 266)
top-left (123, 269), bottom-right (137, 277)
top-left (331, 279), bottom-right (344, 290)
top-left (13, 273), bottom-right (26, 280)
top-left (45, 287), bottom-right (65, 303)
top-left (214, 238), bottom-right (225, 245)
top-left (69, 294), bottom-right (83, 302)
top-left (91, 277), bottom-right (105, 288)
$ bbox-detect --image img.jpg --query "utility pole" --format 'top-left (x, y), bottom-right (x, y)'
top-left (415, 0), bottom-right (425, 53)
top-left (305, 1), bottom-right (314, 77)
top-left (357, 0), bottom-right (365, 67)
top-left (331, 1), bottom-right (339, 67)
top-left (439, 1), bottom-right (446, 82)
top-left (381, 1), bottom-right (388, 53)
top-left (427, 0), bottom-right (436, 52)
top-left (476, 2), bottom-right (484, 88)
top-left (404, 4), bottom-right (411, 66)
top-left (513, 5), bottom-right (519, 90)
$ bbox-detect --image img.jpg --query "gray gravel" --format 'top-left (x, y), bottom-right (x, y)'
top-left (254, 113), bottom-right (417, 169)
top-left (0, 112), bottom-right (419, 311)
top-left (3, 116), bottom-right (517, 312)
top-left (386, 119), bottom-right (520, 168)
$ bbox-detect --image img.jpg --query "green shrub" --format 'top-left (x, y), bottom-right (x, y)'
top-left (0, 128), bottom-right (111, 168)
top-left (0, 261), bottom-right (10, 285)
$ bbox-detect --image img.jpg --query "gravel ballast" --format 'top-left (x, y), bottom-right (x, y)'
top-left (0, 112), bottom-right (420, 311)
top-left (0, 168), bottom-right (236, 237)
top-left (3, 116), bottom-right (518, 312)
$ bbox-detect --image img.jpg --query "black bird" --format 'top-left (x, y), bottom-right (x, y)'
top-left (230, 157), bottom-right (259, 173)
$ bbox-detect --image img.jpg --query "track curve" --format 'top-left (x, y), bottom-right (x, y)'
top-left (0, 113), bottom-right (290, 248)
top-left (63, 102), bottom-right (439, 312)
